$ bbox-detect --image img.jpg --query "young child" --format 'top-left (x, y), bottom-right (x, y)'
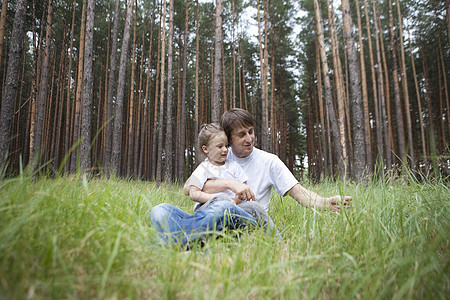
top-left (188, 123), bottom-right (248, 208)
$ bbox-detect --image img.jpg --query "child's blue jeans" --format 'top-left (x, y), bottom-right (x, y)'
top-left (150, 196), bottom-right (257, 245)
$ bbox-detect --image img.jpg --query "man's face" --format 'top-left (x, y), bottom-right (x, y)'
top-left (230, 125), bottom-right (255, 158)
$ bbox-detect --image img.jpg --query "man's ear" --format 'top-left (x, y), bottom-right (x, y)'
top-left (202, 145), bottom-right (208, 154)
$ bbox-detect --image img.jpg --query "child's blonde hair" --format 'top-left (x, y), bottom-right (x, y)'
top-left (198, 123), bottom-right (224, 154)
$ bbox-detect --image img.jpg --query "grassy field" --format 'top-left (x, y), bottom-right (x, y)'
top-left (0, 171), bottom-right (448, 299)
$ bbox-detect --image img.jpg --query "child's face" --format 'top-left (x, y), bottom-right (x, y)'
top-left (202, 132), bottom-right (229, 166)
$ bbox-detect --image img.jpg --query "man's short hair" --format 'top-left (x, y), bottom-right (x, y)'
top-left (221, 108), bottom-right (255, 142)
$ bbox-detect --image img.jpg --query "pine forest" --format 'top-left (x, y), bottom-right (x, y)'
top-left (0, 0), bottom-right (449, 183)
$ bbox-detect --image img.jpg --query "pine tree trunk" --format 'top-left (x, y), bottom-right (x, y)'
top-left (396, 0), bottom-right (415, 168)
top-left (373, 0), bottom-right (391, 169)
top-left (34, 0), bottom-right (53, 167)
top-left (104, 0), bottom-right (121, 176)
top-left (111, 0), bottom-right (134, 176)
top-left (388, 0), bottom-right (406, 165)
top-left (139, 0), bottom-right (156, 179)
top-left (70, 0), bottom-right (86, 173)
top-left (0, 0), bottom-right (28, 168)
top-left (363, 0), bottom-right (383, 167)
top-left (314, 0), bottom-right (346, 177)
top-left (134, 28), bottom-right (145, 177)
top-left (327, 0), bottom-right (348, 170)
top-left (64, 0), bottom-right (76, 173)
top-left (80, 0), bottom-right (95, 172)
top-left (178, 0), bottom-right (189, 181)
top-left (212, 0), bottom-right (223, 123)
top-left (257, 0), bottom-right (268, 150)
top-left (408, 25), bottom-right (427, 167)
top-left (164, 0), bottom-right (175, 182)
top-left (315, 39), bottom-right (327, 176)
top-left (152, 14), bottom-right (162, 180)
top-left (0, 0), bottom-right (8, 71)
top-left (194, 0), bottom-right (200, 165)
top-left (127, 1), bottom-right (137, 178)
top-left (356, 0), bottom-right (372, 172)
top-left (342, 0), bottom-right (366, 179)
top-left (156, 0), bottom-right (167, 184)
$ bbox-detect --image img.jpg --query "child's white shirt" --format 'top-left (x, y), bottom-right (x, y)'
top-left (188, 158), bottom-right (248, 199)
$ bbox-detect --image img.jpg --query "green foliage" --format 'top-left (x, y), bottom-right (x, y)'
top-left (0, 174), bottom-right (448, 299)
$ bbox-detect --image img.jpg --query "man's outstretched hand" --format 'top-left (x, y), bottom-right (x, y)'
top-left (323, 195), bottom-right (352, 212)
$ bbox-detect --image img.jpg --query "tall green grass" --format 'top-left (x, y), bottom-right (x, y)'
top-left (0, 172), bottom-right (448, 299)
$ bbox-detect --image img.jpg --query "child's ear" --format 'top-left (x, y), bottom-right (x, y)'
top-left (202, 145), bottom-right (208, 154)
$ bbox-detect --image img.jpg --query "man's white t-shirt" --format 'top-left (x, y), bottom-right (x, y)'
top-left (189, 158), bottom-right (248, 199)
top-left (227, 147), bottom-right (298, 212)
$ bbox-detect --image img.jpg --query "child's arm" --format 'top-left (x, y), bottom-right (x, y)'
top-left (189, 186), bottom-right (215, 204)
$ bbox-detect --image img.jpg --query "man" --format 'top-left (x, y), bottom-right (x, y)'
top-left (184, 108), bottom-right (351, 231)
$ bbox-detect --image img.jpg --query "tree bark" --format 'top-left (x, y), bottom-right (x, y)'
top-left (342, 0), bottom-right (366, 179)
top-left (0, 0), bottom-right (28, 168)
top-left (111, 0), bottom-right (134, 176)
top-left (0, 0), bottom-right (8, 72)
top-left (212, 0), bottom-right (223, 123)
top-left (178, 0), bottom-right (189, 181)
top-left (194, 0), bottom-right (200, 165)
top-left (80, 0), bottom-right (95, 172)
top-left (156, 0), bottom-right (167, 183)
top-left (356, 0), bottom-right (373, 172)
top-left (104, 0), bottom-right (121, 176)
top-left (127, 0), bottom-right (138, 177)
top-left (396, 0), bottom-right (415, 168)
top-left (33, 0), bottom-right (53, 166)
top-left (70, 0), bottom-right (86, 173)
top-left (164, 0), bottom-right (175, 182)
top-left (313, 0), bottom-right (346, 177)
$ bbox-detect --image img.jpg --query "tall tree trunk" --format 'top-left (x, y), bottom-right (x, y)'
top-left (0, 0), bottom-right (8, 71)
top-left (438, 37), bottom-right (450, 144)
top-left (70, 0), bottom-right (86, 173)
top-left (164, 0), bottom-right (175, 182)
top-left (134, 27), bottom-right (145, 177)
top-left (0, 0), bottom-right (28, 168)
top-left (356, 0), bottom-right (372, 172)
top-left (194, 0), bottom-right (200, 165)
top-left (315, 39), bottom-right (327, 176)
top-left (342, 0), bottom-right (366, 179)
top-left (64, 0), bottom-right (77, 173)
top-left (388, 0), bottom-right (406, 165)
top-left (33, 0), bottom-right (53, 167)
top-left (80, 0), bottom-right (95, 172)
top-left (152, 12), bottom-right (162, 180)
top-left (127, 0), bottom-right (137, 177)
top-left (212, 0), bottom-right (223, 123)
top-left (139, 0), bottom-right (156, 179)
top-left (257, 0), bottom-right (268, 150)
top-left (408, 25), bottom-right (427, 167)
top-left (446, 0), bottom-right (450, 42)
top-left (327, 0), bottom-right (348, 169)
top-left (104, 0), bottom-right (121, 176)
top-left (363, 0), bottom-right (382, 167)
top-left (178, 0), bottom-right (189, 181)
top-left (111, 0), bottom-right (134, 175)
top-left (396, 0), bottom-right (415, 168)
top-left (314, 0), bottom-right (346, 177)
top-left (373, 0), bottom-right (392, 169)
top-left (156, 0), bottom-right (167, 184)
top-left (53, 29), bottom-right (66, 170)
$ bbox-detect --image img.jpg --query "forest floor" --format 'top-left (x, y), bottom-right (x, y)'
top-left (0, 172), bottom-right (448, 299)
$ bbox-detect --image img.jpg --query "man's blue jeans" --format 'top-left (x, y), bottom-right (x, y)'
top-left (150, 197), bottom-right (257, 245)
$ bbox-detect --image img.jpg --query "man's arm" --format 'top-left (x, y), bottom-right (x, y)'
top-left (183, 176), bottom-right (255, 201)
top-left (288, 183), bottom-right (351, 212)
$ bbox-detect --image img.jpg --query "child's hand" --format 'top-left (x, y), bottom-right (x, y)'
top-left (230, 197), bottom-right (241, 205)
